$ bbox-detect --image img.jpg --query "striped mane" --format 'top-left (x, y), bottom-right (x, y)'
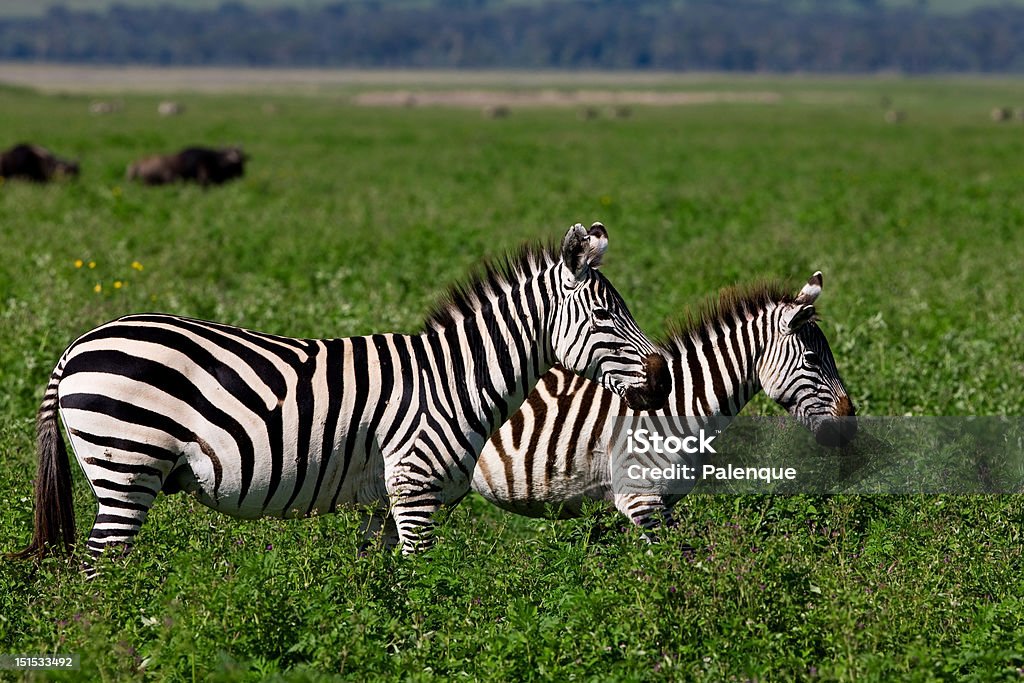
top-left (661, 279), bottom-right (796, 353)
top-left (424, 242), bottom-right (559, 331)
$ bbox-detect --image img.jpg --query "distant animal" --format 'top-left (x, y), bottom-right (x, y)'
top-left (884, 109), bottom-right (906, 124)
top-left (991, 107), bottom-right (1012, 122)
top-left (473, 272), bottom-right (857, 534)
top-left (126, 146), bottom-right (247, 186)
top-left (610, 105), bottom-right (632, 119)
top-left (482, 105), bottom-right (510, 119)
top-left (158, 101), bottom-right (185, 117)
top-left (9, 223), bottom-right (669, 567)
top-left (0, 143), bottom-right (79, 182)
top-left (89, 101), bottom-right (120, 115)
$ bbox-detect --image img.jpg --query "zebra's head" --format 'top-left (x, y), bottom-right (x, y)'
top-left (551, 223), bottom-right (670, 411)
top-left (757, 272), bottom-right (857, 448)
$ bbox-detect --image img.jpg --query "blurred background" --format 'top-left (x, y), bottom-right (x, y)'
top-left (2, 0), bottom-right (1024, 72)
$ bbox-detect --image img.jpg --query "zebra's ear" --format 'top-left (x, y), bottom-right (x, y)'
top-left (794, 271), bottom-right (823, 305)
top-left (561, 222), bottom-right (608, 281)
top-left (782, 304), bottom-right (816, 334)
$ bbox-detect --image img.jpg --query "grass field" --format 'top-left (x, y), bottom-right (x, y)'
top-left (1, 74), bottom-right (1024, 681)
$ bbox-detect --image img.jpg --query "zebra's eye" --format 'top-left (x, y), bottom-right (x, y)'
top-left (592, 308), bottom-right (612, 321)
top-left (804, 351), bottom-right (820, 366)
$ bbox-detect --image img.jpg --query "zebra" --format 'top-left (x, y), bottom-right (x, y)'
top-left (472, 271), bottom-right (857, 531)
top-left (11, 222), bottom-right (671, 564)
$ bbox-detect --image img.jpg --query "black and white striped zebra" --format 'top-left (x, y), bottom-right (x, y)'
top-left (472, 272), bottom-right (856, 530)
top-left (12, 223), bottom-right (671, 563)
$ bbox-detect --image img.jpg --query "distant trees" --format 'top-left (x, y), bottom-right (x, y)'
top-left (3, 1), bottom-right (1024, 72)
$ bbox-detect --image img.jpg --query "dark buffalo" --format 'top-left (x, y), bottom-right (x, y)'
top-left (0, 143), bottom-right (79, 182)
top-left (126, 146), bottom-right (247, 186)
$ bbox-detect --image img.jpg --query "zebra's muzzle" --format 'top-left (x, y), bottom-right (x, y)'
top-left (622, 353), bottom-right (671, 411)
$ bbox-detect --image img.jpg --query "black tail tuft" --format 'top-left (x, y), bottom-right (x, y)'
top-left (8, 377), bottom-right (76, 561)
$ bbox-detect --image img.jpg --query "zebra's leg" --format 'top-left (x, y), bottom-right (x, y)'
top-left (357, 509), bottom-right (400, 553)
top-left (81, 494), bottom-right (156, 576)
top-left (614, 493), bottom-right (672, 543)
top-left (66, 429), bottom-right (174, 576)
top-left (390, 485), bottom-right (443, 555)
top-left (385, 450), bottom-right (452, 555)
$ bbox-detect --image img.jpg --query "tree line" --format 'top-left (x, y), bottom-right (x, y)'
top-left (4, 1), bottom-right (1024, 72)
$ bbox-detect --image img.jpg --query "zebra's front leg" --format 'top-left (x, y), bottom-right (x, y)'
top-left (390, 483), bottom-right (444, 555)
top-left (614, 493), bottom-right (672, 543)
top-left (386, 447), bottom-right (473, 555)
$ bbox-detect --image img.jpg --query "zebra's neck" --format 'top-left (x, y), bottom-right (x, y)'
top-left (421, 264), bottom-right (560, 434)
top-left (664, 304), bottom-right (773, 418)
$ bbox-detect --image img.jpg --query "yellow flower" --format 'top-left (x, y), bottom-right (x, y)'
top-left (93, 283), bottom-right (102, 293)
top-left (600, 195), bottom-right (612, 206)
top-left (74, 259), bottom-right (83, 268)
top-left (131, 261), bottom-right (144, 271)
top-left (111, 186), bottom-right (122, 197)
top-left (88, 261), bottom-right (96, 269)
top-left (114, 280), bottom-right (123, 289)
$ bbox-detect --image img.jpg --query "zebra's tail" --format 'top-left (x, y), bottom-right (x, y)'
top-left (8, 365), bottom-right (76, 560)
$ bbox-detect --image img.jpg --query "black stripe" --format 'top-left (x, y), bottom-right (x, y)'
top-left (93, 479), bottom-right (157, 495)
top-left (454, 324), bottom-right (498, 438)
top-left (95, 513), bottom-right (145, 525)
top-left (329, 337), bottom-right (370, 512)
top-left (362, 334), bottom-right (397, 474)
top-left (96, 496), bottom-right (152, 512)
top-left (89, 529), bottom-right (141, 539)
top-left (426, 331), bottom-right (459, 423)
top-left (69, 429), bottom-right (179, 464)
top-left (699, 328), bottom-right (727, 413)
top-left (681, 335), bottom-right (709, 415)
top-left (382, 336), bottom-right (416, 447)
top-left (492, 295), bottom-right (520, 398)
top-left (588, 381), bottom-right (614, 454)
top-left (564, 379), bottom-right (599, 477)
top-left (308, 338), bottom-right (345, 515)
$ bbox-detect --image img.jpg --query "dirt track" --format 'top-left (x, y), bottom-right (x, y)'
top-left (0, 64), bottom-right (782, 106)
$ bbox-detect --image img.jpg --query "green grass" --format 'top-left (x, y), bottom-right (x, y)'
top-left (1, 77), bottom-right (1023, 680)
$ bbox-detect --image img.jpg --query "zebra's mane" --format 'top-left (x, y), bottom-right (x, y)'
top-left (662, 279), bottom-right (796, 351)
top-left (423, 241), bottom-right (560, 331)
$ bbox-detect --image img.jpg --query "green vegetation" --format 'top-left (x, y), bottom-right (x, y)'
top-left (5, 0), bottom-right (1024, 17)
top-left (6, 1), bottom-right (1024, 72)
top-left (1, 76), bottom-right (1023, 680)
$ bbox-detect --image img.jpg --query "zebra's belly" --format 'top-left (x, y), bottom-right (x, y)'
top-left (472, 463), bottom-right (610, 518)
top-left (165, 444), bottom-right (389, 519)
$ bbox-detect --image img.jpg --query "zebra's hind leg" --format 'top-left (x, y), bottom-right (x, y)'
top-left (80, 492), bottom-right (157, 578)
top-left (64, 424), bottom-right (178, 576)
